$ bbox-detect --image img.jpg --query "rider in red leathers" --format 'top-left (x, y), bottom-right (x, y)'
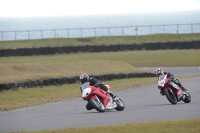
top-left (155, 68), bottom-right (187, 99)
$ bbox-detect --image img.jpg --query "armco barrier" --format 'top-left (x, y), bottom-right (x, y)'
top-left (49, 47), bottom-right (57, 54)
top-left (111, 45), bottom-right (119, 51)
top-left (184, 41), bottom-right (193, 49)
top-left (57, 46), bottom-right (64, 53)
top-left (0, 50), bottom-right (2, 57)
top-left (87, 45), bottom-right (94, 52)
top-left (0, 72), bottom-right (155, 91)
top-left (126, 44), bottom-right (135, 50)
top-left (25, 48), bottom-right (33, 56)
top-left (151, 42), bottom-right (160, 50)
top-left (193, 40), bottom-right (200, 49)
top-left (135, 44), bottom-right (143, 50)
top-left (2, 49), bottom-right (10, 57)
top-left (144, 43), bottom-right (151, 50)
top-left (64, 46), bottom-right (71, 53)
top-left (119, 44), bottom-right (127, 51)
top-left (10, 49), bottom-right (18, 56)
top-left (17, 48), bottom-right (25, 56)
top-left (71, 46), bottom-right (79, 53)
top-left (160, 42), bottom-right (168, 49)
top-left (41, 47), bottom-right (49, 55)
top-left (79, 45), bottom-right (87, 52)
top-left (168, 42), bottom-right (177, 49)
top-left (177, 42), bottom-right (185, 49)
top-left (33, 48), bottom-right (41, 55)
top-left (103, 45), bottom-right (111, 52)
top-left (94, 45), bottom-right (103, 52)
top-left (0, 40), bottom-right (200, 57)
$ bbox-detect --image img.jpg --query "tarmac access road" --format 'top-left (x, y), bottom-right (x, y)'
top-left (0, 67), bottom-right (200, 133)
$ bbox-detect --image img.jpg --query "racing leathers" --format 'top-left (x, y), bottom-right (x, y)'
top-left (158, 71), bottom-right (187, 96)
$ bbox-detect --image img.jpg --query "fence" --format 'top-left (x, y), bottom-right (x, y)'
top-left (1, 23), bottom-right (200, 41)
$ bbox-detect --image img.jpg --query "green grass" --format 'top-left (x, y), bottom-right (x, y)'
top-left (1, 50), bottom-right (199, 67)
top-left (11, 118), bottom-right (200, 133)
top-left (0, 50), bottom-right (199, 83)
top-left (0, 33), bottom-right (200, 49)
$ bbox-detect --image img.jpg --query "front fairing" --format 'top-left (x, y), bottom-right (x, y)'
top-left (158, 75), bottom-right (168, 89)
top-left (81, 82), bottom-right (92, 100)
top-left (81, 82), bottom-right (107, 101)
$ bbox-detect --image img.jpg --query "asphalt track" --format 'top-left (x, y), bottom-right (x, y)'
top-left (0, 67), bottom-right (200, 133)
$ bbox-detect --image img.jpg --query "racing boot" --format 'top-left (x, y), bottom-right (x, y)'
top-left (174, 79), bottom-right (187, 91)
top-left (107, 90), bottom-right (117, 99)
top-left (179, 85), bottom-right (187, 91)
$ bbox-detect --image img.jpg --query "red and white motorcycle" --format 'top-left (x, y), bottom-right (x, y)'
top-left (81, 82), bottom-right (125, 112)
top-left (157, 75), bottom-right (191, 104)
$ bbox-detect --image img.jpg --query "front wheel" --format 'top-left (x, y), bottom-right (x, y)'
top-left (115, 97), bottom-right (125, 111)
top-left (182, 91), bottom-right (191, 103)
top-left (89, 98), bottom-right (105, 112)
top-left (164, 89), bottom-right (177, 105)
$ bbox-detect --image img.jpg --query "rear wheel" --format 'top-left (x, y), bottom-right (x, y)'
top-left (89, 98), bottom-right (105, 112)
top-left (164, 89), bottom-right (177, 104)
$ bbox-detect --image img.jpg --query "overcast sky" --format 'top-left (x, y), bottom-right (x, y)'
top-left (0, 0), bottom-right (200, 17)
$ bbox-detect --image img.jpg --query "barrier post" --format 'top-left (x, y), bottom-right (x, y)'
top-left (122, 26), bottom-right (124, 36)
top-left (67, 29), bottom-right (69, 38)
top-left (163, 25), bottom-right (165, 34)
top-left (135, 27), bottom-right (138, 38)
top-left (150, 25), bottom-right (151, 35)
top-left (1, 31), bottom-right (3, 41)
top-left (28, 30), bottom-right (30, 40)
top-left (15, 31), bottom-right (16, 40)
top-left (191, 24), bottom-right (193, 33)
top-left (80, 28), bottom-right (82, 38)
top-left (176, 24), bottom-right (179, 35)
top-left (108, 27), bottom-right (110, 36)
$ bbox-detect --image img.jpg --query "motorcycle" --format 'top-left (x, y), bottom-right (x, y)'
top-left (157, 75), bottom-right (191, 104)
top-left (81, 82), bottom-right (125, 112)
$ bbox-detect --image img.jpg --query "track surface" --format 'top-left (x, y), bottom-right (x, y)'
top-left (0, 67), bottom-right (200, 133)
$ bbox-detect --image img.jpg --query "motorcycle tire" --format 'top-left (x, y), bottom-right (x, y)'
top-left (164, 89), bottom-right (177, 104)
top-left (182, 92), bottom-right (191, 103)
top-left (115, 98), bottom-right (125, 111)
top-left (86, 102), bottom-right (94, 110)
top-left (89, 98), bottom-right (105, 112)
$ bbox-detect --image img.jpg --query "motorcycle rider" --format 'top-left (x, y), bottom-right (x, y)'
top-left (80, 73), bottom-right (116, 110)
top-left (80, 73), bottom-right (116, 98)
top-left (155, 68), bottom-right (187, 98)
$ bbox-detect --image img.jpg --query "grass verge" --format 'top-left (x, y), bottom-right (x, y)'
top-left (0, 50), bottom-right (200, 83)
top-left (12, 118), bottom-right (200, 133)
top-left (0, 33), bottom-right (200, 49)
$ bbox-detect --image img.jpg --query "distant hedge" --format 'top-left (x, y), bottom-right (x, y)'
top-left (0, 40), bottom-right (200, 57)
top-left (0, 72), bottom-right (155, 91)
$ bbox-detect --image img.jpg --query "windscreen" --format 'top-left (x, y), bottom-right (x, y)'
top-left (81, 82), bottom-right (90, 91)
top-left (158, 75), bottom-right (166, 81)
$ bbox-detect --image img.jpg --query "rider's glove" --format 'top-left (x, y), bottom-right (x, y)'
top-left (168, 76), bottom-right (174, 81)
top-left (107, 89), bottom-right (111, 93)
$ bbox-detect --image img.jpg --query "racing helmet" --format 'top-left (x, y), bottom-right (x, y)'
top-left (155, 68), bottom-right (164, 77)
top-left (80, 73), bottom-right (89, 84)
